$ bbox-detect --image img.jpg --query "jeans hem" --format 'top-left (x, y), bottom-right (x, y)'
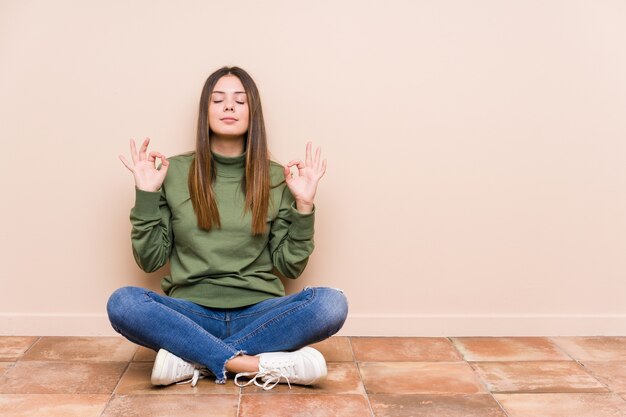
top-left (215, 349), bottom-right (247, 384)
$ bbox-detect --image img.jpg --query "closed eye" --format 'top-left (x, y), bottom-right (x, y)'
top-left (212, 100), bottom-right (245, 104)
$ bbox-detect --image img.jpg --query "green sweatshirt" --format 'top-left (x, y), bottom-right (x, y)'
top-left (129, 151), bottom-right (315, 308)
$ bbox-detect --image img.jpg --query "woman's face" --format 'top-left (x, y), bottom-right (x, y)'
top-left (208, 75), bottom-right (250, 139)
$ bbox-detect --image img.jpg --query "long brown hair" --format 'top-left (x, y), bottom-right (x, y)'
top-left (188, 66), bottom-right (270, 235)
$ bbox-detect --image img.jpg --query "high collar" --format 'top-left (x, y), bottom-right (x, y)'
top-left (211, 151), bottom-right (246, 178)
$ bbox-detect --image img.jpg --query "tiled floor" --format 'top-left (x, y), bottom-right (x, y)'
top-left (1, 336), bottom-right (625, 416)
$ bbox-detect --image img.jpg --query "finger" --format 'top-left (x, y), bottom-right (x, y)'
top-left (286, 159), bottom-right (305, 169)
top-left (305, 141), bottom-right (312, 167)
top-left (138, 137), bottom-right (150, 161)
top-left (320, 158), bottom-right (327, 177)
top-left (148, 150), bottom-right (164, 164)
top-left (157, 155), bottom-right (169, 174)
top-left (156, 153), bottom-right (169, 171)
top-left (119, 155), bottom-right (134, 172)
top-left (283, 164), bottom-right (293, 182)
top-left (287, 160), bottom-right (306, 175)
top-left (314, 146), bottom-right (321, 169)
top-left (129, 138), bottom-right (137, 164)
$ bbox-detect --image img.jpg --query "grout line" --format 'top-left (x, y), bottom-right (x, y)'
top-left (98, 393), bottom-right (115, 417)
top-left (17, 336), bottom-right (42, 361)
top-left (574, 362), bottom-right (615, 394)
top-left (347, 336), bottom-right (375, 414)
top-left (347, 336), bottom-right (357, 362)
top-left (450, 337), bottom-right (513, 417)
top-left (98, 360), bottom-right (130, 417)
top-left (488, 392), bottom-right (512, 417)
top-left (579, 361), bottom-right (626, 397)
top-left (0, 362), bottom-right (12, 375)
top-left (547, 337), bottom-right (618, 394)
top-left (548, 336), bottom-right (580, 362)
top-left (486, 390), bottom-right (616, 395)
top-left (446, 336), bottom-right (467, 361)
top-left (129, 344), bottom-right (141, 362)
top-left (356, 364), bottom-right (376, 417)
top-left (463, 342), bottom-right (618, 416)
top-left (110, 360), bottom-right (132, 395)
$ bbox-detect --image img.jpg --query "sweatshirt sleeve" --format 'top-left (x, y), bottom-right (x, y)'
top-left (269, 186), bottom-right (315, 279)
top-left (129, 187), bottom-right (174, 273)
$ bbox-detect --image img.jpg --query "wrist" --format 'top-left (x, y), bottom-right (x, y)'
top-left (136, 185), bottom-right (160, 193)
top-left (295, 200), bottom-right (314, 214)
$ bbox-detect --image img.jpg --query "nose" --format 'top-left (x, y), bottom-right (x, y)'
top-left (224, 98), bottom-right (235, 112)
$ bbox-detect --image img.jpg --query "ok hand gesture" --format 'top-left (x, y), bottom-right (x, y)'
top-left (284, 142), bottom-right (327, 214)
top-left (119, 137), bottom-right (169, 192)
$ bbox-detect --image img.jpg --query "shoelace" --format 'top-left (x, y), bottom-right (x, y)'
top-left (234, 362), bottom-right (296, 390)
top-left (176, 368), bottom-right (211, 387)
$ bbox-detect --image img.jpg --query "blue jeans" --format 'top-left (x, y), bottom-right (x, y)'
top-left (106, 286), bottom-right (348, 383)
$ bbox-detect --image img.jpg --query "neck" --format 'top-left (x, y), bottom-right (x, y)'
top-left (210, 135), bottom-right (245, 157)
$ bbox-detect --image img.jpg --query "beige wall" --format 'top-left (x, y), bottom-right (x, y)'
top-left (1, 0), bottom-right (625, 336)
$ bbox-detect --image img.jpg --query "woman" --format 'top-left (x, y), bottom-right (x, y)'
top-left (107, 66), bottom-right (348, 390)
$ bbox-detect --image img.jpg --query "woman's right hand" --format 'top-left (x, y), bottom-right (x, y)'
top-left (119, 137), bottom-right (169, 192)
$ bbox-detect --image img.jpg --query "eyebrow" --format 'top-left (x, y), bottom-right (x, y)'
top-left (212, 91), bottom-right (247, 94)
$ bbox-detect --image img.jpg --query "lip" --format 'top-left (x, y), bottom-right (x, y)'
top-left (220, 117), bottom-right (238, 122)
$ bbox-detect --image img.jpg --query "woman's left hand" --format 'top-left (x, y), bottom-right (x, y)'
top-left (284, 142), bottom-right (327, 214)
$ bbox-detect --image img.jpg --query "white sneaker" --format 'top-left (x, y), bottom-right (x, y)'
top-left (234, 347), bottom-right (327, 390)
top-left (150, 349), bottom-right (209, 387)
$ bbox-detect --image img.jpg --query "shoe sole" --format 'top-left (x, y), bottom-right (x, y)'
top-left (299, 347), bottom-right (328, 384)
